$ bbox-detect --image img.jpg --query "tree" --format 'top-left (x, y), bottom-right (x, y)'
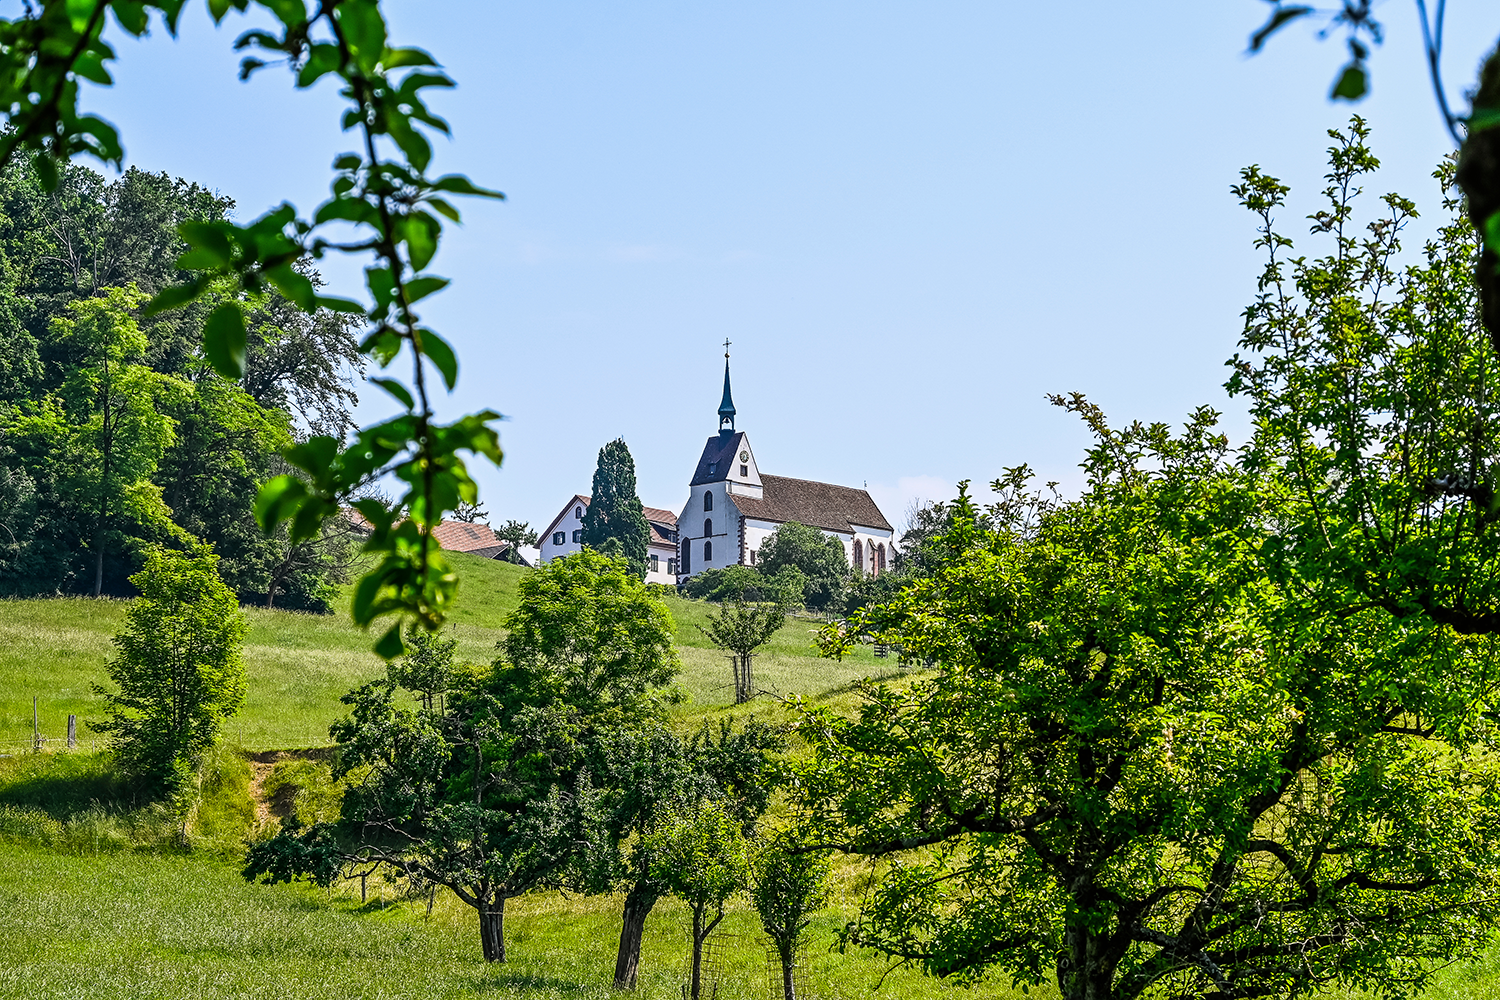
top-left (247, 549), bottom-right (680, 963)
top-left (53, 284), bottom-right (190, 596)
top-left (388, 623), bottom-right (457, 712)
top-left (757, 521), bottom-right (848, 610)
top-left (501, 548), bottom-right (679, 710)
top-left (752, 844), bottom-right (831, 1000)
top-left (0, 1), bottom-right (506, 656)
top-left (1227, 123), bottom-right (1500, 638)
top-left (647, 800), bottom-right (751, 1000)
top-left (493, 518), bottom-right (538, 564)
top-left (580, 438), bottom-right (651, 579)
top-left (796, 409), bottom-right (1500, 1000)
top-left (591, 716), bottom-right (785, 990)
top-left (93, 545), bottom-right (248, 790)
top-left (449, 500), bottom-right (487, 524)
top-left (698, 602), bottom-right (786, 704)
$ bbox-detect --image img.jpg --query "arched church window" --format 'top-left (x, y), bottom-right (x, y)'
top-left (704, 540), bottom-right (712, 562)
top-left (704, 518), bottom-right (712, 537)
top-left (877, 544), bottom-right (887, 573)
top-left (682, 546), bottom-right (690, 574)
top-left (704, 491), bottom-right (713, 511)
top-left (853, 539), bottom-right (863, 572)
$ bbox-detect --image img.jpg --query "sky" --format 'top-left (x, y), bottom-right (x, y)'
top-left (74, 1), bottom-right (1498, 535)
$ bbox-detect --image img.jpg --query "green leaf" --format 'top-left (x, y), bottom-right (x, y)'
top-left (72, 51), bottom-right (113, 85)
top-left (333, 153), bottom-right (363, 171)
top-left (254, 475), bottom-right (307, 532)
top-left (401, 212), bottom-right (440, 271)
top-left (65, 0), bottom-right (98, 32)
top-left (266, 263), bottom-right (317, 311)
top-left (297, 43), bottom-right (341, 88)
top-left (373, 623), bottom-right (406, 660)
top-left (314, 197), bottom-right (377, 226)
top-left (31, 153), bottom-right (58, 193)
top-left (403, 276), bottom-right (450, 304)
top-left (315, 295), bottom-right (366, 314)
top-left (359, 328), bottom-right (402, 367)
top-left (208, 0), bottom-right (233, 23)
top-left (417, 328), bottom-right (458, 390)
top-left (370, 377), bottom-right (415, 409)
top-left (145, 279), bottom-right (207, 316)
top-left (261, 0), bottom-right (308, 28)
top-left (179, 221), bottom-right (234, 268)
top-left (384, 47), bottom-right (437, 69)
top-left (1248, 6), bottom-right (1312, 53)
top-left (112, 2), bottom-right (149, 35)
top-left (431, 175), bottom-right (505, 200)
top-left (1331, 64), bottom-right (1367, 101)
top-left (337, 0), bottom-right (387, 73)
top-left (203, 303), bottom-right (247, 380)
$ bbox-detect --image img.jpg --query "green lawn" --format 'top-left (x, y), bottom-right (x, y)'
top-left (0, 553), bottom-right (895, 751)
top-left (0, 841), bottom-right (1034, 1000)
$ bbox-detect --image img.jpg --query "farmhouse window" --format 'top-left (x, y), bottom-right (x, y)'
top-left (552, 532), bottom-right (565, 546)
top-left (572, 529), bottom-right (582, 543)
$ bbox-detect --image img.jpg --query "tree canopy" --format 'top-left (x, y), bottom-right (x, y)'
top-left (580, 438), bottom-right (651, 580)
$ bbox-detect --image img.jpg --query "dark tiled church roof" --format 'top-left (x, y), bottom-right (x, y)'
top-left (732, 474), bottom-right (892, 533)
top-left (689, 432), bottom-right (746, 487)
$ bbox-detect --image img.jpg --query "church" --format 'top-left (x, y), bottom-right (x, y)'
top-left (675, 354), bottom-right (895, 582)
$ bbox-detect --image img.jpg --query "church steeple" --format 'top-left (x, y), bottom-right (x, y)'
top-left (718, 340), bottom-right (736, 437)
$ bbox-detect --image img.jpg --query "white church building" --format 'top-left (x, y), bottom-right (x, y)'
top-left (675, 356), bottom-right (895, 581)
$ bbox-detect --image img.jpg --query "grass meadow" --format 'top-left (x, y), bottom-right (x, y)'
top-left (12, 556), bottom-right (1496, 998)
top-left (0, 552), bottom-right (890, 752)
top-left (0, 553), bottom-right (936, 999)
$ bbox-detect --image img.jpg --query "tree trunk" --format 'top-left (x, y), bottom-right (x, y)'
top-left (778, 940), bottom-right (797, 1000)
top-left (689, 905), bottom-right (704, 1000)
top-left (479, 897), bottom-right (506, 963)
top-left (613, 880), bottom-right (660, 989)
top-left (1056, 923), bottom-right (1116, 1000)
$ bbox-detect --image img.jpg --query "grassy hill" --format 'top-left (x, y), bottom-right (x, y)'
top-left (0, 553), bottom-right (896, 752)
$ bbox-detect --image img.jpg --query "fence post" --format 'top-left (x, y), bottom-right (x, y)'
top-left (67, 715), bottom-right (77, 748)
top-left (32, 697), bottom-right (39, 753)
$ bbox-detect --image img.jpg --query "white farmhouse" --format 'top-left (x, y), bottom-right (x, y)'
top-left (675, 357), bottom-right (894, 580)
top-left (536, 494), bottom-right (681, 585)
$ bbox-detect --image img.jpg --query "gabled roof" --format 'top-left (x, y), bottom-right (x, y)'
top-left (431, 520), bottom-right (505, 554)
top-left (642, 506), bottom-right (678, 528)
top-left (689, 432), bottom-right (745, 487)
top-left (540, 494), bottom-right (591, 540)
top-left (730, 474), bottom-right (893, 534)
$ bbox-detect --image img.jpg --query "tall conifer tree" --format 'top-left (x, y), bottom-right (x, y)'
top-left (581, 438), bottom-right (651, 579)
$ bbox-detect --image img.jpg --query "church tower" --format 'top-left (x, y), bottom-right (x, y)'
top-left (677, 345), bottom-right (764, 579)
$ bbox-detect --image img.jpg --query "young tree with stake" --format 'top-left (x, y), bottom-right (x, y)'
top-left (647, 800), bottom-right (750, 1000)
top-left (752, 843), bottom-right (831, 1000)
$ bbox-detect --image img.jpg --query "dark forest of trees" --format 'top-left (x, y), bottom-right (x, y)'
top-left (0, 159), bottom-right (362, 609)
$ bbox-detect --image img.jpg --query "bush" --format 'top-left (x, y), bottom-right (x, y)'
top-left (683, 564), bottom-right (764, 602)
top-left (93, 546), bottom-right (248, 791)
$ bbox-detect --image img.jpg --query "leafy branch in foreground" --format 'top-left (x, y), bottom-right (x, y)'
top-left (0, 0), bottom-right (504, 656)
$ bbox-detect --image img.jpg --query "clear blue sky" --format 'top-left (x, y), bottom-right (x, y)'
top-left (81, 1), bottom-right (1496, 532)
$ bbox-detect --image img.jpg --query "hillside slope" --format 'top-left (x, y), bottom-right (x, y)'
top-left (1, 553), bottom-right (893, 751)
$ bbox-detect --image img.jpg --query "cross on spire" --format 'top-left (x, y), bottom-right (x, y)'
top-left (723, 338), bottom-right (732, 359)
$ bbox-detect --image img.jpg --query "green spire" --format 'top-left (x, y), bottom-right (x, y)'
top-left (719, 340), bottom-right (736, 432)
